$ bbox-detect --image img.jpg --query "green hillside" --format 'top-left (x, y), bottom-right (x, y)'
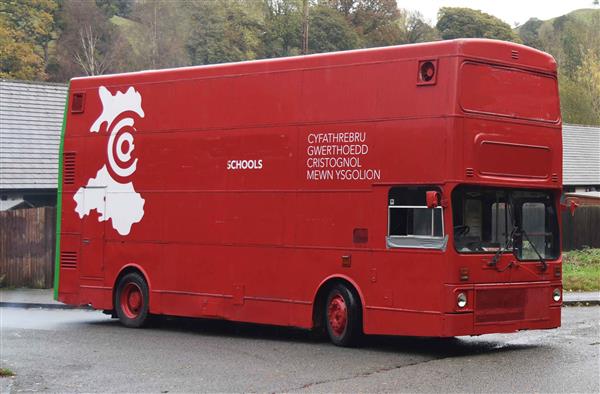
top-left (517, 9), bottom-right (600, 125)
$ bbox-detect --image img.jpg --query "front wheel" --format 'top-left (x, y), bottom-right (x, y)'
top-left (325, 284), bottom-right (362, 347)
top-left (115, 272), bottom-right (150, 328)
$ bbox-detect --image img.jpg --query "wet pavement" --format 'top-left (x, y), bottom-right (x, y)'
top-left (1, 306), bottom-right (599, 392)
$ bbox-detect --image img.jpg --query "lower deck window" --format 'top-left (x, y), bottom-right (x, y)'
top-left (387, 187), bottom-right (446, 250)
top-left (389, 207), bottom-right (443, 237)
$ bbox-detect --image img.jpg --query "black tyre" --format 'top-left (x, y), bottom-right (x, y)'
top-left (324, 283), bottom-right (362, 347)
top-left (115, 272), bottom-right (150, 328)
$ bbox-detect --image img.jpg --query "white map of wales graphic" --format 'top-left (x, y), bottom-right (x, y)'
top-left (73, 86), bottom-right (145, 236)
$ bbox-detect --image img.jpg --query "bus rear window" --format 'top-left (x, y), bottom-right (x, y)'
top-left (459, 62), bottom-right (560, 123)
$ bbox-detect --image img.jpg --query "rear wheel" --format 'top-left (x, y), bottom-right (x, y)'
top-left (325, 283), bottom-right (362, 347)
top-left (115, 272), bottom-right (149, 328)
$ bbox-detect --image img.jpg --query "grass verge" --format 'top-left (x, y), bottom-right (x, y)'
top-left (0, 368), bottom-right (15, 377)
top-left (563, 248), bottom-right (600, 292)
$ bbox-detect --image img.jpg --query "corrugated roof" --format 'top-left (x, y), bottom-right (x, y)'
top-left (565, 191), bottom-right (600, 198)
top-left (563, 124), bottom-right (600, 186)
top-left (0, 79), bottom-right (67, 189)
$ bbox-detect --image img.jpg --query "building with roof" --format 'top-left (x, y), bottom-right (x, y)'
top-left (0, 79), bottom-right (68, 210)
top-left (562, 124), bottom-right (600, 205)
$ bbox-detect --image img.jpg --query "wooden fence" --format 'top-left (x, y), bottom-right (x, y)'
top-left (562, 205), bottom-right (600, 251)
top-left (0, 207), bottom-right (56, 288)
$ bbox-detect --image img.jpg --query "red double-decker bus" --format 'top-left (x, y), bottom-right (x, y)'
top-left (55, 39), bottom-right (563, 346)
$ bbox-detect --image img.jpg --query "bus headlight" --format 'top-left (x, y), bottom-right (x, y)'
top-left (553, 288), bottom-right (561, 302)
top-left (457, 292), bottom-right (467, 308)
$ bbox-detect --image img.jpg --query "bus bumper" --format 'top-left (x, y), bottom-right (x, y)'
top-left (443, 305), bottom-right (561, 336)
top-left (364, 282), bottom-right (562, 337)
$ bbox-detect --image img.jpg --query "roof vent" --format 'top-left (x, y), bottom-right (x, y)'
top-left (63, 152), bottom-right (76, 184)
top-left (71, 92), bottom-right (85, 113)
top-left (60, 251), bottom-right (77, 269)
top-left (511, 50), bottom-right (519, 60)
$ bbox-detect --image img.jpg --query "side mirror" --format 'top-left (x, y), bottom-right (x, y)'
top-left (426, 191), bottom-right (441, 208)
top-left (561, 199), bottom-right (579, 217)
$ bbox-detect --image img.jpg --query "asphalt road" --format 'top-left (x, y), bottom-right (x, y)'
top-left (1, 307), bottom-right (599, 393)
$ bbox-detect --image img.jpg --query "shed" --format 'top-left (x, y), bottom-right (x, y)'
top-left (0, 79), bottom-right (68, 210)
top-left (562, 123), bottom-right (600, 192)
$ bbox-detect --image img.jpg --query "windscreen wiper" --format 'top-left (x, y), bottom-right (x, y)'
top-left (517, 228), bottom-right (548, 272)
top-left (488, 196), bottom-right (516, 272)
top-left (488, 225), bottom-right (517, 272)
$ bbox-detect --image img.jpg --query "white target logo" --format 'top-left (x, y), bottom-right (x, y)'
top-left (108, 117), bottom-right (138, 178)
top-left (89, 86), bottom-right (145, 180)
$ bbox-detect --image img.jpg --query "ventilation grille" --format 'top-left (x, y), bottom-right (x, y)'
top-left (465, 167), bottom-right (475, 177)
top-left (551, 173), bottom-right (559, 182)
top-left (63, 152), bottom-right (76, 184)
top-left (511, 50), bottom-right (519, 60)
top-left (475, 288), bottom-right (525, 323)
top-left (71, 92), bottom-right (85, 113)
top-left (60, 251), bottom-right (77, 269)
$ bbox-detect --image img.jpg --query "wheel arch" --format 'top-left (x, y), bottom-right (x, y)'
top-left (112, 264), bottom-right (152, 309)
top-left (311, 275), bottom-right (365, 330)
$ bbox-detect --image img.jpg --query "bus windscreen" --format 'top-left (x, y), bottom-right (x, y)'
top-left (459, 62), bottom-right (560, 123)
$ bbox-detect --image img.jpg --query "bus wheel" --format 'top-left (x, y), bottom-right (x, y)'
top-left (115, 272), bottom-right (149, 328)
top-left (325, 284), bottom-right (362, 347)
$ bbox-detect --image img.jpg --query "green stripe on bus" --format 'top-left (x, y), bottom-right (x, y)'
top-left (53, 82), bottom-right (70, 300)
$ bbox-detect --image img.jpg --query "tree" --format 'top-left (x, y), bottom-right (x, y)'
top-left (0, 14), bottom-right (46, 79)
top-left (350, 0), bottom-right (402, 46)
top-left (326, 0), bottom-right (403, 47)
top-left (128, 0), bottom-right (190, 69)
top-left (574, 49), bottom-right (600, 124)
top-left (0, 0), bottom-right (58, 79)
top-left (535, 11), bottom-right (600, 80)
top-left (518, 18), bottom-right (544, 48)
top-left (95, 0), bottom-right (134, 18)
top-left (73, 25), bottom-right (112, 75)
top-left (397, 9), bottom-right (439, 44)
top-left (559, 74), bottom-right (600, 125)
top-left (0, 0), bottom-right (57, 61)
top-left (308, 4), bottom-right (361, 53)
top-left (522, 9), bottom-right (600, 123)
top-left (186, 0), bottom-right (267, 65)
top-left (436, 7), bottom-right (520, 42)
top-left (263, 0), bottom-right (303, 57)
top-left (50, 0), bottom-right (130, 80)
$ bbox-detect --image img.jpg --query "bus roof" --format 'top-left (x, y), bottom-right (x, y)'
top-left (71, 39), bottom-right (556, 86)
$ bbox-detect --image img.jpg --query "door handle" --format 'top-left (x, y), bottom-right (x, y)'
top-left (82, 238), bottom-right (90, 245)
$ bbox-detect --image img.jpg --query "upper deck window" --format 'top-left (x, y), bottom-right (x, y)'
top-left (459, 62), bottom-right (560, 123)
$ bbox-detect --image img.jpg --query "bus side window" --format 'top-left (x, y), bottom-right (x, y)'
top-left (387, 187), bottom-right (447, 250)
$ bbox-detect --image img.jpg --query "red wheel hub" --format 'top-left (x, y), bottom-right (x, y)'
top-left (327, 294), bottom-right (347, 337)
top-left (120, 282), bottom-right (143, 319)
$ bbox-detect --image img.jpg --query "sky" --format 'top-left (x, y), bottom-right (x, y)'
top-left (397, 0), bottom-right (600, 26)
